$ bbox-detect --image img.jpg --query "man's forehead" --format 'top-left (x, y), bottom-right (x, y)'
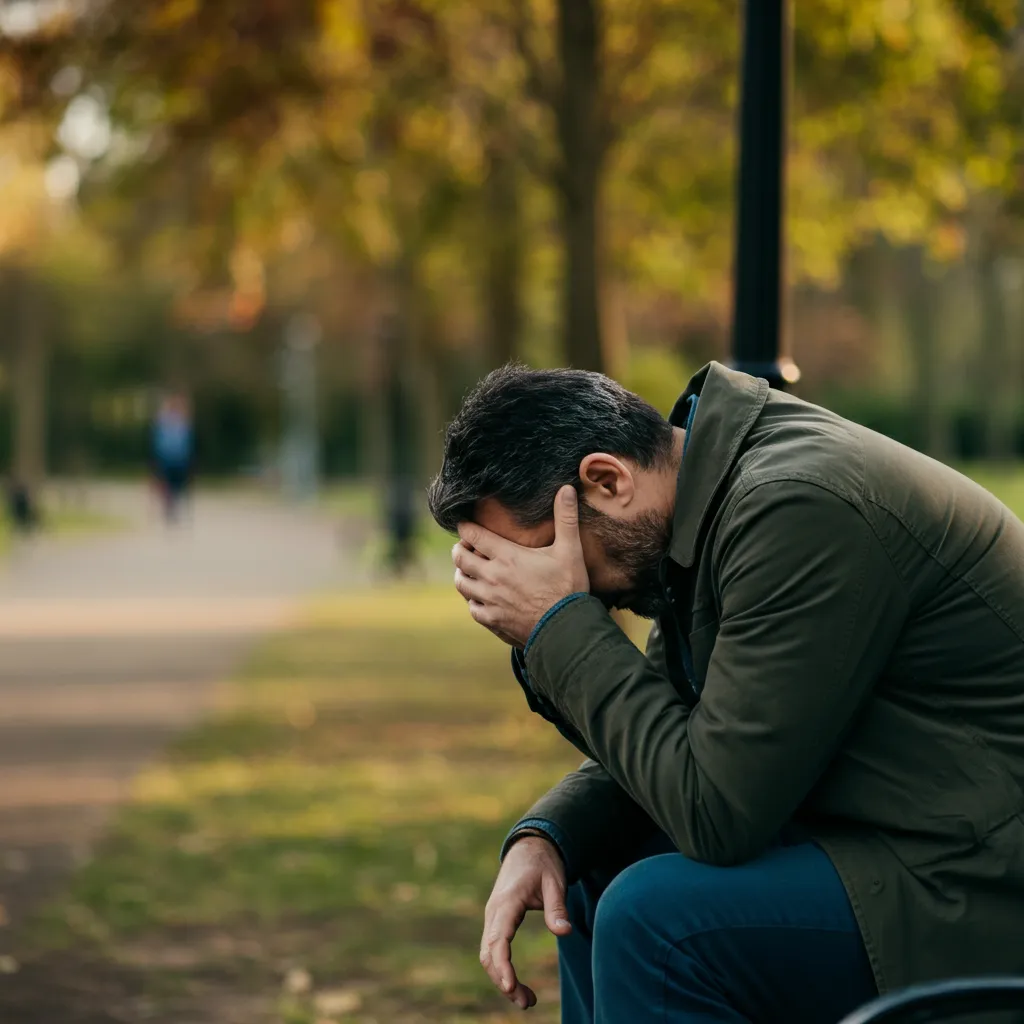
top-left (473, 497), bottom-right (555, 549)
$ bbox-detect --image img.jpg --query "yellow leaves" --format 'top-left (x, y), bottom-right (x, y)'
top-left (620, 348), bottom-right (695, 417)
top-left (318, 0), bottom-right (368, 76)
top-left (605, 19), bottom-right (639, 63)
top-left (147, 0), bottom-right (199, 33)
top-left (865, 185), bottom-right (931, 246)
top-left (792, 218), bottom-right (846, 289)
top-left (402, 106), bottom-right (448, 155)
top-left (879, 0), bottom-right (913, 51)
top-left (966, 153), bottom-right (1011, 191)
top-left (796, 105), bottom-right (866, 150)
top-left (228, 243), bottom-right (266, 330)
top-left (928, 220), bottom-right (966, 262)
top-left (162, 86), bottom-right (205, 124)
top-left (845, 6), bottom-right (879, 53)
top-left (446, 102), bottom-right (484, 184)
top-left (0, 148), bottom-right (67, 258)
top-left (928, 165), bottom-right (967, 213)
top-left (349, 167), bottom-right (398, 264)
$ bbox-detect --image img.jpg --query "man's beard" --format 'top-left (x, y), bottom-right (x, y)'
top-left (579, 504), bottom-right (672, 619)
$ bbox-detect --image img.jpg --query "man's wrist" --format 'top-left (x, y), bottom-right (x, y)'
top-left (509, 828), bottom-right (556, 848)
top-left (523, 593), bottom-right (590, 659)
top-left (500, 817), bottom-right (573, 871)
top-left (503, 828), bottom-right (565, 868)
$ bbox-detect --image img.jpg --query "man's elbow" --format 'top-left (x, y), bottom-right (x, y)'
top-left (673, 811), bottom-right (774, 868)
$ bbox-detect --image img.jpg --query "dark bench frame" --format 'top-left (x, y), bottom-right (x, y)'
top-left (840, 978), bottom-right (1024, 1024)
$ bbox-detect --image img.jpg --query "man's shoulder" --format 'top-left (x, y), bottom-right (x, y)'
top-left (730, 391), bottom-right (872, 510)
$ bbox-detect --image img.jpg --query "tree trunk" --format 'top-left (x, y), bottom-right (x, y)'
top-left (12, 271), bottom-right (49, 496)
top-left (556, 0), bottom-right (605, 372)
top-left (978, 247), bottom-right (1014, 460)
top-left (601, 276), bottom-right (630, 380)
top-left (483, 132), bottom-right (523, 369)
top-left (902, 247), bottom-right (948, 459)
top-left (407, 259), bottom-right (446, 479)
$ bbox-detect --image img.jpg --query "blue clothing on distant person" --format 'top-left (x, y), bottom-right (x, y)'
top-left (153, 410), bottom-right (192, 469)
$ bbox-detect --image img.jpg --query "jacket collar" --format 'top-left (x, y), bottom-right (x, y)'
top-left (667, 362), bottom-right (769, 568)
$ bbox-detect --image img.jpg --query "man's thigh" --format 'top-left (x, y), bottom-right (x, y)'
top-left (591, 842), bottom-right (877, 1023)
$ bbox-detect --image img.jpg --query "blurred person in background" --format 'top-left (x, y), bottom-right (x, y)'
top-left (385, 472), bottom-right (420, 578)
top-left (5, 480), bottom-right (39, 535)
top-left (429, 362), bottom-right (1024, 1024)
top-left (151, 392), bottom-right (194, 523)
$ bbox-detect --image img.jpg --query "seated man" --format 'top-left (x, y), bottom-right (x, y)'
top-left (427, 362), bottom-right (1024, 1024)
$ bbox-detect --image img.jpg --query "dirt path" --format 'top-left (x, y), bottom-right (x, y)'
top-left (0, 485), bottom-right (356, 943)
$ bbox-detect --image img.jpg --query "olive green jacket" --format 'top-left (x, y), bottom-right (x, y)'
top-left (516, 362), bottom-right (1024, 994)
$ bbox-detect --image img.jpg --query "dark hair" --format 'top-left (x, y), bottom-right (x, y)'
top-left (428, 363), bottom-right (674, 532)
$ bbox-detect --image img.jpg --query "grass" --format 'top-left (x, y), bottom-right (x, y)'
top-left (0, 503), bottom-right (126, 557)
top-left (322, 482), bottom-right (460, 568)
top-left (45, 505), bottom-right (127, 538)
top-left (24, 587), bottom-right (582, 1023)
top-left (17, 464), bottom-right (1024, 1022)
top-left (961, 463), bottom-right (1024, 517)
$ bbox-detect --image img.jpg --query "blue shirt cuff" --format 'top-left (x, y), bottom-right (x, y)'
top-left (523, 593), bottom-right (589, 660)
top-left (500, 817), bottom-right (576, 875)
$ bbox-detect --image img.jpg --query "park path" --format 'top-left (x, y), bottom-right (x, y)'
top-left (0, 485), bottom-right (358, 942)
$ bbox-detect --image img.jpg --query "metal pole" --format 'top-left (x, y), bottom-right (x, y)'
top-left (729, 0), bottom-right (799, 388)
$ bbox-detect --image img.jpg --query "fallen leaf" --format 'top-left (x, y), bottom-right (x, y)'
top-left (283, 966), bottom-right (312, 994)
top-left (3, 852), bottom-right (27, 874)
top-left (315, 988), bottom-right (363, 1015)
top-left (391, 882), bottom-right (420, 904)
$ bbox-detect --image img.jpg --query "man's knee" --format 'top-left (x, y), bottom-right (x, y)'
top-left (593, 853), bottom-right (705, 955)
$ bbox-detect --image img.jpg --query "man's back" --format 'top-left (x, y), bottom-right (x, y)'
top-left (708, 382), bottom-right (1024, 987)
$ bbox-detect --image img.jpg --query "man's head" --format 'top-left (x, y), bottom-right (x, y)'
top-left (428, 365), bottom-right (681, 618)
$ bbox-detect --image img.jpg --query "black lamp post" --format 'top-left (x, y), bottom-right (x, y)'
top-left (729, 0), bottom-right (799, 389)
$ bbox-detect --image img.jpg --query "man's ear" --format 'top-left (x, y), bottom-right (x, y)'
top-left (578, 453), bottom-right (635, 512)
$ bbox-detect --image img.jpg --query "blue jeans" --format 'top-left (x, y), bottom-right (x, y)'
top-left (559, 840), bottom-right (876, 1023)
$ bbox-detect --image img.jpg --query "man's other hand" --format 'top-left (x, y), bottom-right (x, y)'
top-left (481, 834), bottom-right (572, 1010)
top-left (453, 487), bottom-right (589, 647)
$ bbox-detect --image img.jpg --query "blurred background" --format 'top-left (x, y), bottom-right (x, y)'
top-left (0, 1), bottom-right (1022, 1022)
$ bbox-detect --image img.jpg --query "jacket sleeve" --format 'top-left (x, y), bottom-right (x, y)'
top-left (503, 622), bottom-right (671, 881)
top-left (510, 759), bottom-right (661, 882)
top-left (524, 480), bottom-right (909, 867)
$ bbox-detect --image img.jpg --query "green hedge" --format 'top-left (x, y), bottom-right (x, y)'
top-left (822, 391), bottom-right (1024, 461)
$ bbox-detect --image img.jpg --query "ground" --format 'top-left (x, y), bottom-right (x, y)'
top-left (1, 468), bottom-right (1022, 1024)
top-left (0, 484), bottom-right (355, 1021)
top-left (3, 589), bottom-right (579, 1024)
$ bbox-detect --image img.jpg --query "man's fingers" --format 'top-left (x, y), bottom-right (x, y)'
top-left (553, 485), bottom-right (580, 546)
top-left (480, 934), bottom-right (515, 997)
top-left (451, 541), bottom-right (492, 580)
top-left (541, 872), bottom-right (572, 937)
top-left (468, 599), bottom-right (499, 629)
top-left (492, 628), bottom-right (521, 648)
top-left (481, 901), bottom-right (524, 999)
top-left (512, 982), bottom-right (537, 1010)
top-left (478, 944), bottom-right (511, 997)
top-left (457, 521), bottom-right (506, 559)
top-left (454, 568), bottom-right (489, 604)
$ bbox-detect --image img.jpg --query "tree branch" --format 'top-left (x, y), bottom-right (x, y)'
top-left (600, 9), bottom-right (679, 152)
top-left (603, 56), bottom-right (732, 152)
top-left (509, 3), bottom-right (557, 111)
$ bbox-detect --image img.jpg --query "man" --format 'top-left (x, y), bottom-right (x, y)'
top-left (427, 362), bottom-right (1024, 1023)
